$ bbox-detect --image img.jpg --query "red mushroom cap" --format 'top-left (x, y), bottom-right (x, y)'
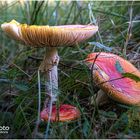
top-left (41, 104), bottom-right (80, 122)
top-left (85, 52), bottom-right (140, 106)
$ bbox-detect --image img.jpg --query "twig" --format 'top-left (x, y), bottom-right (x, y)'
top-left (12, 63), bottom-right (31, 78)
top-left (123, 1), bottom-right (134, 57)
top-left (28, 55), bottom-right (84, 71)
top-left (45, 70), bottom-right (53, 139)
top-left (90, 52), bottom-right (101, 92)
top-left (97, 76), bottom-right (127, 87)
top-left (59, 62), bottom-right (84, 71)
top-left (31, 1), bottom-right (44, 24)
top-left (87, 52), bottom-right (101, 116)
top-left (28, 56), bottom-right (43, 61)
top-left (33, 70), bottom-right (41, 138)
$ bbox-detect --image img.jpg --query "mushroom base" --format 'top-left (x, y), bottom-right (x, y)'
top-left (96, 90), bottom-right (110, 105)
top-left (91, 90), bottom-right (110, 106)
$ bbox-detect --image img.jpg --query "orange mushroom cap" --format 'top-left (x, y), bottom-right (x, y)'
top-left (1, 20), bottom-right (98, 47)
top-left (40, 104), bottom-right (80, 122)
top-left (85, 52), bottom-right (140, 106)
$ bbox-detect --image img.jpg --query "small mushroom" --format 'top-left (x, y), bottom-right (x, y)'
top-left (85, 52), bottom-right (140, 106)
top-left (1, 20), bottom-right (98, 106)
top-left (41, 104), bottom-right (80, 122)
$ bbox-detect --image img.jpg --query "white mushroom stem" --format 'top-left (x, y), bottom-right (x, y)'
top-left (96, 90), bottom-right (110, 106)
top-left (39, 47), bottom-right (59, 138)
top-left (39, 47), bottom-right (59, 106)
top-left (91, 90), bottom-right (110, 106)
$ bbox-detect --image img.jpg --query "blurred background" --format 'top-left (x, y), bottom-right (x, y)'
top-left (0, 0), bottom-right (140, 139)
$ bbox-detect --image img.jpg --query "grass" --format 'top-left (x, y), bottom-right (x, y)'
top-left (0, 0), bottom-right (140, 139)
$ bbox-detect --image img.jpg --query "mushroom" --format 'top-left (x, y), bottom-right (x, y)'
top-left (41, 104), bottom-right (80, 122)
top-left (1, 20), bottom-right (98, 107)
top-left (85, 52), bottom-right (140, 106)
